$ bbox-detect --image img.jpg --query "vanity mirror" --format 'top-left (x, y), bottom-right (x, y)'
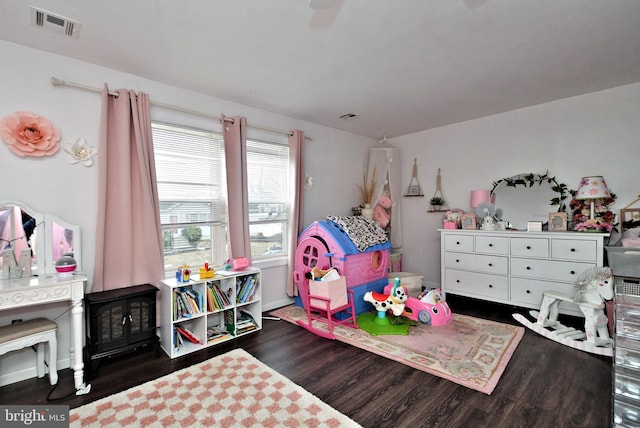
top-left (0, 201), bottom-right (81, 276)
top-left (490, 172), bottom-right (568, 231)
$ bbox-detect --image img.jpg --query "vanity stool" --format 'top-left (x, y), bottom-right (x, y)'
top-left (0, 318), bottom-right (58, 385)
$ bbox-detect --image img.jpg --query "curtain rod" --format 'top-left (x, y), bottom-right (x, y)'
top-left (50, 77), bottom-right (312, 140)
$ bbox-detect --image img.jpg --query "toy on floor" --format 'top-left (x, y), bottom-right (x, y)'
top-left (513, 266), bottom-right (614, 356)
top-left (382, 283), bottom-right (453, 326)
top-left (358, 278), bottom-right (415, 335)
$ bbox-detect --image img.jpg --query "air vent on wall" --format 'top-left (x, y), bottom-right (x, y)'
top-left (30, 6), bottom-right (80, 39)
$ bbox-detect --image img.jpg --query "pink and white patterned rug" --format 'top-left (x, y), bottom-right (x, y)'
top-left (271, 305), bottom-right (524, 395)
top-left (70, 348), bottom-right (361, 427)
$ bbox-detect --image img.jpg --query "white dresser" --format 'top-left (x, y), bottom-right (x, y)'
top-left (439, 229), bottom-right (608, 316)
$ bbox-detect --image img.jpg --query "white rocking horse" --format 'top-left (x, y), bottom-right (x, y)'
top-left (513, 266), bottom-right (614, 356)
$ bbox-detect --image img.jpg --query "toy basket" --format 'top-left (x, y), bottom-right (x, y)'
top-left (606, 247), bottom-right (640, 279)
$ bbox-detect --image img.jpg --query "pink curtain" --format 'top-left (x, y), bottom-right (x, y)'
top-left (286, 130), bottom-right (305, 296)
top-left (222, 115), bottom-right (251, 261)
top-left (92, 85), bottom-right (164, 292)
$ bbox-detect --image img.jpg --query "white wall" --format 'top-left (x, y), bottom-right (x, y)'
top-left (0, 40), bottom-right (374, 385)
top-left (391, 83), bottom-right (640, 288)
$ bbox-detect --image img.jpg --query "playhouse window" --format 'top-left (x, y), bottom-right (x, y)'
top-left (371, 250), bottom-right (383, 271)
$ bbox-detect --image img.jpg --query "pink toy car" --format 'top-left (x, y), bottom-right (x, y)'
top-left (383, 284), bottom-right (453, 326)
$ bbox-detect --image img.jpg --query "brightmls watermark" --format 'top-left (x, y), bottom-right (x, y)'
top-left (1, 405), bottom-right (68, 427)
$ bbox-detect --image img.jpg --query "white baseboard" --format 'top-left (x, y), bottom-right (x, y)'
top-left (0, 357), bottom-right (70, 387)
top-left (262, 298), bottom-right (294, 312)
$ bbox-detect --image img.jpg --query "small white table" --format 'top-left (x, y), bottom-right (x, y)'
top-left (0, 273), bottom-right (91, 395)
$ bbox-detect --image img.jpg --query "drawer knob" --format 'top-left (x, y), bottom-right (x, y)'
top-left (526, 290), bottom-right (531, 294)
top-left (456, 241), bottom-right (460, 245)
top-left (488, 263), bottom-right (493, 267)
top-left (570, 270), bottom-right (576, 275)
top-left (570, 248), bottom-right (576, 252)
top-left (456, 280), bottom-right (460, 283)
top-left (489, 284), bottom-right (493, 288)
top-left (489, 243), bottom-right (493, 247)
top-left (526, 245), bottom-right (531, 250)
top-left (456, 259), bottom-right (460, 263)
top-left (526, 266), bottom-right (531, 270)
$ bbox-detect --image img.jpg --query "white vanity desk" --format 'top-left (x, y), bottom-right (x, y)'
top-left (0, 273), bottom-right (91, 395)
top-left (439, 229), bottom-right (609, 316)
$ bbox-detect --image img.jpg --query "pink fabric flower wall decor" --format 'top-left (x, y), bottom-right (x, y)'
top-left (0, 111), bottom-right (61, 157)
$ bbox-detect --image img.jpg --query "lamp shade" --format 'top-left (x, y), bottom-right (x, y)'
top-left (576, 176), bottom-right (611, 200)
top-left (470, 190), bottom-right (491, 208)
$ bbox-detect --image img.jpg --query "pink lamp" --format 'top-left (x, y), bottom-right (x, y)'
top-left (575, 176), bottom-right (611, 220)
top-left (470, 190), bottom-right (491, 208)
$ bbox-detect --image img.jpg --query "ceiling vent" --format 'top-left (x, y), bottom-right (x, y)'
top-left (338, 113), bottom-right (359, 120)
top-left (30, 7), bottom-right (80, 39)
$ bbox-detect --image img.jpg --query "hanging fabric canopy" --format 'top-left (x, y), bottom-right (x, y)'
top-left (367, 137), bottom-right (402, 248)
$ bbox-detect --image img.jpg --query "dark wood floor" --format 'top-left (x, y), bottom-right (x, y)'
top-left (0, 296), bottom-right (612, 428)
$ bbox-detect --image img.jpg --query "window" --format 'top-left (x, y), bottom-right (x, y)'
top-left (152, 122), bottom-right (227, 273)
top-left (152, 122), bottom-right (290, 275)
top-left (246, 138), bottom-right (289, 260)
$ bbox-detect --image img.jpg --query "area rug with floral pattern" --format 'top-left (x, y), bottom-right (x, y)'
top-left (70, 348), bottom-right (361, 427)
top-left (271, 305), bottom-right (524, 395)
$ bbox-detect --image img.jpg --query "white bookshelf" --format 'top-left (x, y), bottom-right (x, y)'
top-left (159, 268), bottom-right (261, 358)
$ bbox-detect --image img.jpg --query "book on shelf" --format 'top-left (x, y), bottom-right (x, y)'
top-left (175, 325), bottom-right (201, 344)
top-left (236, 310), bottom-right (258, 334)
top-left (175, 288), bottom-right (202, 318)
top-left (236, 275), bottom-right (259, 304)
top-left (206, 326), bottom-right (231, 344)
top-left (207, 282), bottom-right (231, 312)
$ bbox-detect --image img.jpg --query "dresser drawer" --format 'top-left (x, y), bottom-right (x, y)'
top-left (444, 269), bottom-right (508, 300)
top-left (510, 238), bottom-right (549, 258)
top-left (510, 258), bottom-right (595, 282)
top-left (551, 239), bottom-right (597, 262)
top-left (443, 234), bottom-right (474, 252)
top-left (444, 252), bottom-right (507, 275)
top-left (476, 236), bottom-right (508, 255)
top-left (510, 277), bottom-right (576, 309)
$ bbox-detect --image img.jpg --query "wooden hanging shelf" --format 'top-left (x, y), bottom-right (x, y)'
top-left (404, 158), bottom-right (424, 197)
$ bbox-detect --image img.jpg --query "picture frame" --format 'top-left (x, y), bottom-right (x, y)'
top-left (408, 186), bottom-right (421, 196)
top-left (461, 213), bottom-right (476, 230)
top-left (548, 212), bottom-right (568, 231)
top-left (620, 208), bottom-right (640, 233)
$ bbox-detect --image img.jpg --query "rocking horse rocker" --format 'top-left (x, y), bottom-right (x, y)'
top-left (513, 266), bottom-right (614, 357)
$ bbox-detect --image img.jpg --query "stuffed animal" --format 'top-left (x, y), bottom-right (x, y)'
top-left (373, 194), bottom-right (392, 228)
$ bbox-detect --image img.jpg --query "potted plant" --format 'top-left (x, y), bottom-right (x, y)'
top-left (430, 196), bottom-right (445, 210)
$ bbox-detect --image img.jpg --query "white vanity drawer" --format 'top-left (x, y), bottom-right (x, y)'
top-left (510, 278), bottom-right (577, 311)
top-left (443, 234), bottom-right (474, 252)
top-left (510, 258), bottom-right (595, 282)
top-left (444, 269), bottom-right (508, 300)
top-left (444, 252), bottom-right (507, 275)
top-left (475, 236), bottom-right (508, 255)
top-left (551, 239), bottom-right (597, 262)
top-left (510, 238), bottom-right (549, 258)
